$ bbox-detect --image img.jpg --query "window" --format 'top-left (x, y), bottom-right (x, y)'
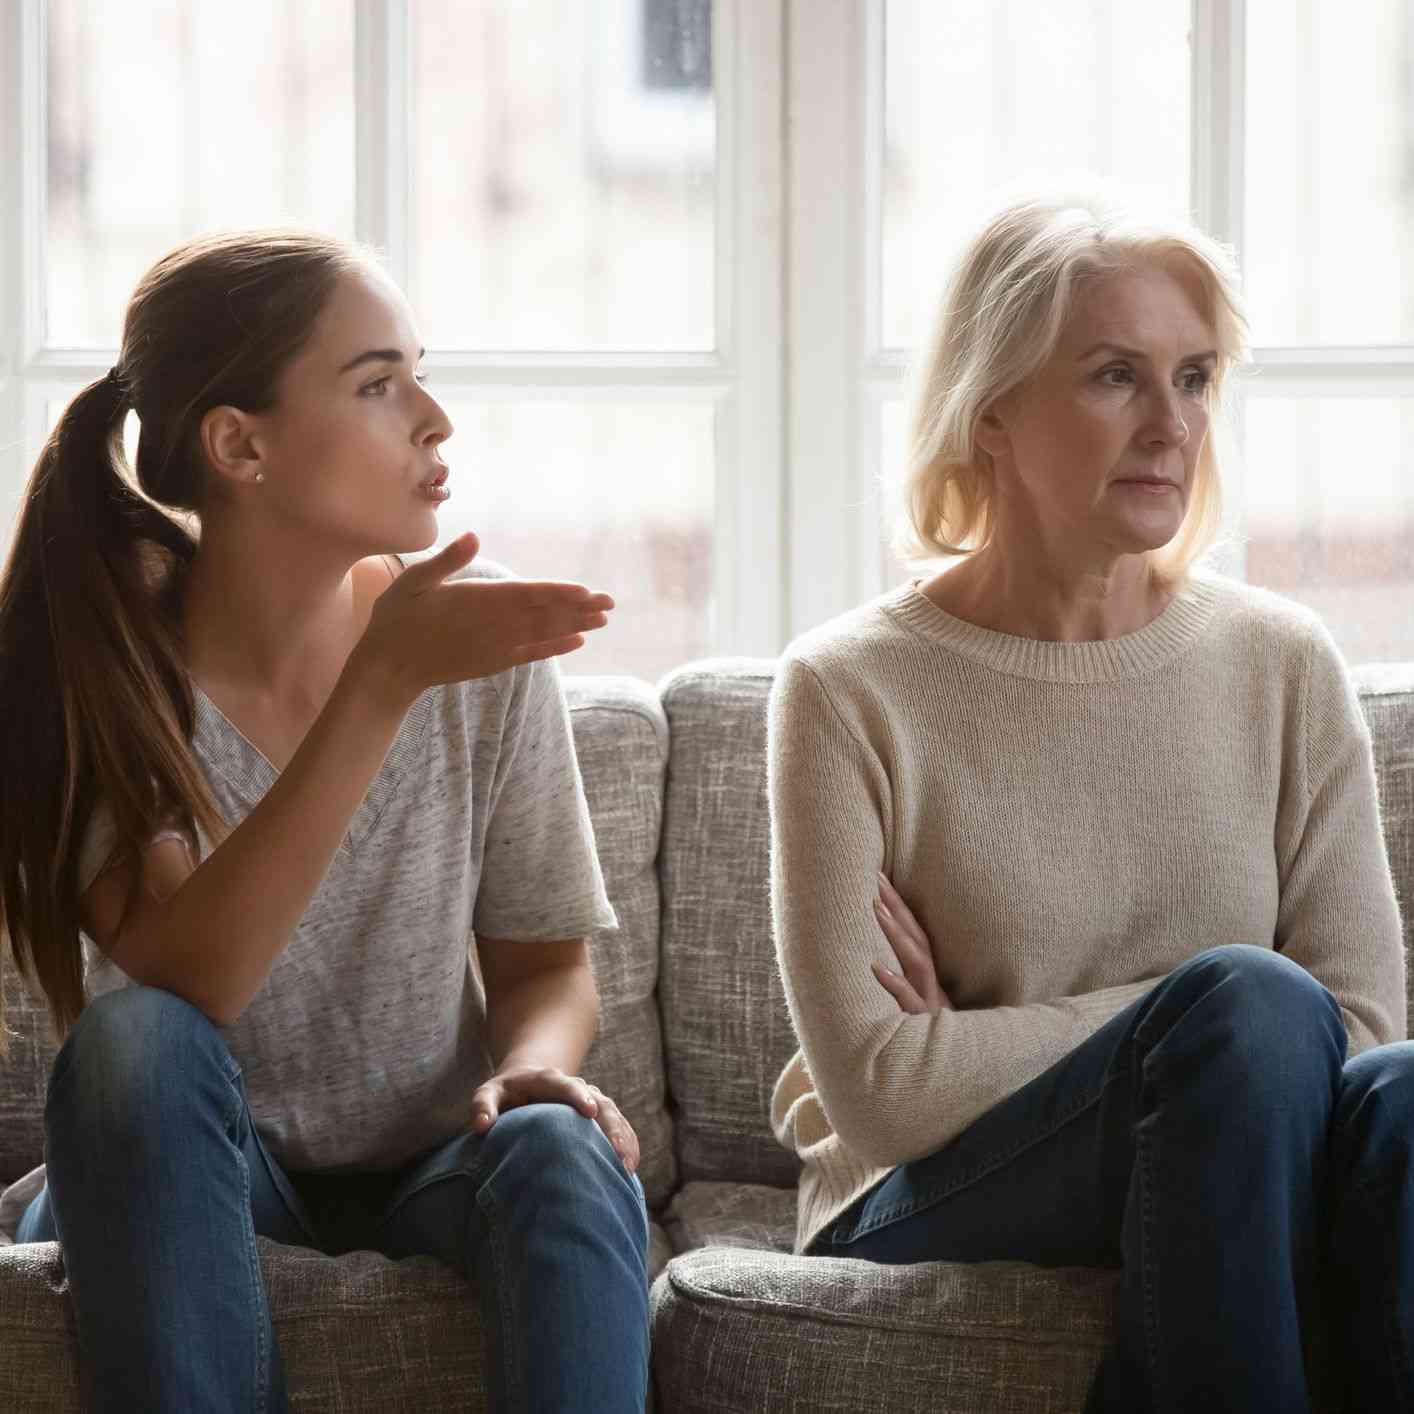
top-left (2, 0), bottom-right (1411, 672)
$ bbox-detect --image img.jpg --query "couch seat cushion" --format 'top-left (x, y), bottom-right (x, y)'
top-left (663, 1180), bottom-right (796, 1255)
top-left (1, 1225), bottom-right (672, 1412)
top-left (650, 1245), bottom-right (1116, 1414)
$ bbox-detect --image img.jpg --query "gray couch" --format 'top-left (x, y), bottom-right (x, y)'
top-left (1, 659), bottom-right (1411, 1412)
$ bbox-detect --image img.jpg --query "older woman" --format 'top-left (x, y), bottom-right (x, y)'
top-left (768, 190), bottom-right (1407, 1413)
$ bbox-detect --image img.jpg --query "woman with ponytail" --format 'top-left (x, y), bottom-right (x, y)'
top-left (0, 231), bottom-right (649, 1412)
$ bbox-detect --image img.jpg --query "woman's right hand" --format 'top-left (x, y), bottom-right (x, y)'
top-left (871, 872), bottom-right (953, 1015)
top-left (353, 532), bottom-right (614, 707)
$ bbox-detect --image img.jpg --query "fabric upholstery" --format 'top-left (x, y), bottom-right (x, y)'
top-left (0, 959), bottom-right (56, 1186)
top-left (663, 1180), bottom-right (797, 1256)
top-left (1351, 664), bottom-right (1414, 1023)
top-left (649, 1247), bottom-right (1117, 1414)
top-left (566, 677), bottom-right (675, 1208)
top-left (657, 660), bottom-right (801, 1188)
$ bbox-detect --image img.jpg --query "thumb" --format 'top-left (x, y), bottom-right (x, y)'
top-left (400, 531), bottom-right (480, 590)
top-left (471, 1079), bottom-right (500, 1133)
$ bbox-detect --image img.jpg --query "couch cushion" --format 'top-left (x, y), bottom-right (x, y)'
top-left (1353, 664), bottom-right (1414, 1027)
top-left (0, 962), bottom-right (55, 1185)
top-left (663, 1180), bottom-right (797, 1256)
top-left (566, 676), bottom-right (675, 1208)
top-left (650, 1246), bottom-right (1117, 1414)
top-left (0, 1224), bottom-right (674, 1410)
top-left (658, 661), bottom-right (801, 1188)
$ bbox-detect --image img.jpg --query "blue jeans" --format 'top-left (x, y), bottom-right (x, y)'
top-left (17, 986), bottom-right (650, 1413)
top-left (809, 945), bottom-right (1414, 1413)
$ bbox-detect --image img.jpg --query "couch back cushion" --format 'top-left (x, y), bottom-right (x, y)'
top-left (565, 676), bottom-right (676, 1206)
top-left (658, 661), bottom-right (801, 1187)
top-left (0, 676), bottom-right (676, 1204)
top-left (1352, 665), bottom-right (1414, 1031)
top-left (658, 659), bottom-right (1414, 1190)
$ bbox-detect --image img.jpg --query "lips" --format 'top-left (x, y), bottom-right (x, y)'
top-left (420, 465), bottom-right (449, 489)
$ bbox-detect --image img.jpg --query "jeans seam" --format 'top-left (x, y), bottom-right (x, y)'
top-left (840, 1063), bottom-right (1131, 1243)
top-left (475, 1180), bottom-right (525, 1409)
top-left (229, 1096), bottom-right (270, 1414)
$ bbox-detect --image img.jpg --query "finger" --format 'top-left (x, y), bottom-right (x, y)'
top-left (401, 532), bottom-right (480, 588)
top-left (878, 873), bottom-right (932, 951)
top-left (507, 634), bottom-right (587, 667)
top-left (874, 898), bottom-right (933, 994)
top-left (871, 959), bottom-right (926, 1014)
top-left (471, 1081), bottom-right (501, 1132)
top-left (589, 1090), bottom-right (640, 1172)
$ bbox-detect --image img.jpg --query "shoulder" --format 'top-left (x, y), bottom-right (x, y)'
top-left (782, 587), bottom-right (917, 682)
top-left (1188, 570), bottom-right (1335, 676)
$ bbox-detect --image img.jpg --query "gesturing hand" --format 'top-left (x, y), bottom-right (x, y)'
top-left (870, 871), bottom-right (953, 1015)
top-left (471, 1064), bottom-right (641, 1174)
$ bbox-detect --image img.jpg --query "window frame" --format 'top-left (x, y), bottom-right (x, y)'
top-left (786, 0), bottom-right (1414, 644)
top-left (2, 0), bottom-right (1411, 663)
top-left (0, 0), bottom-right (786, 659)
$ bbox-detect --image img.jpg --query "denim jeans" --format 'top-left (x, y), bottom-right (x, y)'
top-left (17, 985), bottom-right (650, 1413)
top-left (809, 944), bottom-right (1414, 1414)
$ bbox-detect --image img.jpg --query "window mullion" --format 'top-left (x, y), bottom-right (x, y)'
top-left (785, 0), bottom-right (868, 640)
top-left (1191, 0), bottom-right (1248, 578)
top-left (354, 0), bottom-right (410, 288)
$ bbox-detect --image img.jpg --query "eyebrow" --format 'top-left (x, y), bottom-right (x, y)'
top-left (1077, 342), bottom-right (1218, 364)
top-left (338, 346), bottom-right (426, 375)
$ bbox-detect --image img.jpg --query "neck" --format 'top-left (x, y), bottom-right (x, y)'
top-left (923, 546), bottom-right (1168, 643)
top-left (180, 515), bottom-right (365, 709)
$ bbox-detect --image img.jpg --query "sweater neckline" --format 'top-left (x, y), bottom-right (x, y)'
top-left (883, 570), bottom-right (1224, 683)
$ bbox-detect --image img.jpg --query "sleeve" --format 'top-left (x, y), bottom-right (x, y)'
top-left (77, 800), bottom-right (192, 895)
top-left (768, 655), bottom-right (1154, 1171)
top-left (472, 655), bottom-right (618, 942)
top-left (1274, 621), bottom-right (1405, 1054)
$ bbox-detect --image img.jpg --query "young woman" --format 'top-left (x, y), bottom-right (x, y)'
top-left (768, 190), bottom-right (1409, 1412)
top-left (0, 231), bottom-right (649, 1412)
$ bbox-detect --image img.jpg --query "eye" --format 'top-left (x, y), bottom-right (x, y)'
top-left (414, 371), bottom-right (430, 388)
top-left (359, 375), bottom-right (391, 398)
top-left (1097, 364), bottom-right (1134, 387)
top-left (1178, 366), bottom-right (1213, 395)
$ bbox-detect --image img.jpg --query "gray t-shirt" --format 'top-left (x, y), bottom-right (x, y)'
top-left (50, 560), bottom-right (615, 1177)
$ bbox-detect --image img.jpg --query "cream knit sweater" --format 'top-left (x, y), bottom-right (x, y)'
top-left (768, 570), bottom-right (1405, 1254)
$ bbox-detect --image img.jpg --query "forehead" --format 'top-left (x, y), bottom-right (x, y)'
top-left (304, 267), bottom-right (421, 364)
top-left (1061, 264), bottom-right (1215, 357)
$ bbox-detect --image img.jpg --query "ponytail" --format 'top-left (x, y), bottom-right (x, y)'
top-left (0, 370), bottom-right (225, 1047)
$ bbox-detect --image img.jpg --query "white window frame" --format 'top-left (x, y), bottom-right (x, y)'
top-left (0, 0), bottom-right (785, 660)
top-left (4, 0), bottom-right (1412, 662)
top-left (786, 0), bottom-right (1414, 643)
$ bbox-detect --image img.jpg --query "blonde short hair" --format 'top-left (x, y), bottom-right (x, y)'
top-left (897, 186), bottom-right (1249, 586)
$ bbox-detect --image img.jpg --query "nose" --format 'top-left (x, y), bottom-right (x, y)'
top-left (415, 386), bottom-right (454, 449)
top-left (1143, 387), bottom-right (1188, 449)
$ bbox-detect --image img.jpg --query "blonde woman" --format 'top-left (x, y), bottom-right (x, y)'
top-left (768, 190), bottom-right (1407, 1412)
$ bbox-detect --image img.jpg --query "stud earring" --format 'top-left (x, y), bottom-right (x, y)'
top-left (254, 472), bottom-right (265, 483)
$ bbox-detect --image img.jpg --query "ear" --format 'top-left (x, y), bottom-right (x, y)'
top-left (974, 405), bottom-right (1011, 459)
top-left (199, 405), bottom-right (266, 489)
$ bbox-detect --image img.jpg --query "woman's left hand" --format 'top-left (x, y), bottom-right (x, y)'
top-left (871, 872), bottom-right (953, 1015)
top-left (471, 1065), bottom-right (641, 1173)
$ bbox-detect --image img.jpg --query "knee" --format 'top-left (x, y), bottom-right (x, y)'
top-left (1336, 1044), bottom-right (1414, 1153)
top-left (48, 986), bottom-right (235, 1139)
top-left (1147, 946), bottom-right (1344, 1086)
top-left (481, 1104), bottom-right (643, 1213)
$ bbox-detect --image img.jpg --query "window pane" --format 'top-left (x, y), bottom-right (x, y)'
top-left (1243, 398), bottom-right (1414, 663)
top-left (883, 0), bottom-right (1190, 351)
top-left (46, 1), bottom-right (355, 348)
top-left (880, 396), bottom-right (911, 585)
top-left (1245, 0), bottom-right (1414, 347)
top-left (432, 400), bottom-right (715, 678)
top-left (410, 0), bottom-right (716, 351)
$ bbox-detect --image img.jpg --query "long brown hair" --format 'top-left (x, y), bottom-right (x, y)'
top-left (0, 229), bottom-right (369, 1047)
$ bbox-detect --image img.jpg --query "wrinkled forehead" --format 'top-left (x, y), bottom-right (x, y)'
top-left (1060, 263), bottom-right (1217, 361)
